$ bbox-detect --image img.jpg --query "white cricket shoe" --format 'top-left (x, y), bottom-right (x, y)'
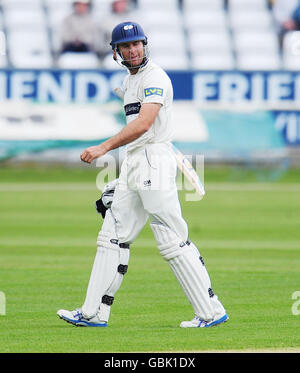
top-left (57, 308), bottom-right (108, 327)
top-left (180, 313), bottom-right (229, 328)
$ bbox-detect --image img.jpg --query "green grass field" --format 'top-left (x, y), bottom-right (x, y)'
top-left (0, 165), bottom-right (300, 353)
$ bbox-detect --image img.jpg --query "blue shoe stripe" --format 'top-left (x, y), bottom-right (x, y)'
top-left (205, 314), bottom-right (228, 328)
top-left (60, 315), bottom-right (107, 327)
top-left (79, 320), bottom-right (108, 327)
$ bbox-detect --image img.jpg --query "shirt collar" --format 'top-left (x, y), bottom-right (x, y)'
top-left (129, 58), bottom-right (151, 76)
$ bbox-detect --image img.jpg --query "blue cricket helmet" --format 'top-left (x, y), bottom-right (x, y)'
top-left (110, 21), bottom-right (148, 50)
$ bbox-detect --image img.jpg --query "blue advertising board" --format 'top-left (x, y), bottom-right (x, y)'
top-left (273, 110), bottom-right (300, 145)
top-left (1, 69), bottom-right (300, 103)
top-left (0, 69), bottom-right (300, 145)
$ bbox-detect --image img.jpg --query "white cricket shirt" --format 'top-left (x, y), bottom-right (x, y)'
top-left (122, 59), bottom-right (174, 152)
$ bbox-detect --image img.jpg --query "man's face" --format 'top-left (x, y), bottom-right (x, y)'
top-left (113, 0), bottom-right (128, 14)
top-left (118, 40), bottom-right (145, 68)
top-left (74, 2), bottom-right (89, 15)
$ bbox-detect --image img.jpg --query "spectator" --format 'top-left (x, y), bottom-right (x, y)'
top-left (100, 0), bottom-right (136, 58)
top-left (272, 0), bottom-right (300, 48)
top-left (60, 0), bottom-right (103, 56)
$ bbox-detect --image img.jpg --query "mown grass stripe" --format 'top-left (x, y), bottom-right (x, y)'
top-left (0, 182), bottom-right (299, 192)
top-left (1, 238), bottom-right (299, 250)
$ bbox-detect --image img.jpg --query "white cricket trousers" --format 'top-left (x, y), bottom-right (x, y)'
top-left (111, 142), bottom-right (188, 243)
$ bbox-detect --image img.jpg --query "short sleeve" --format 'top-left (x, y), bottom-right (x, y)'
top-left (142, 69), bottom-right (168, 105)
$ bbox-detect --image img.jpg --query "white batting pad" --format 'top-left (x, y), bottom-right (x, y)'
top-left (81, 210), bottom-right (129, 321)
top-left (150, 222), bottom-right (216, 321)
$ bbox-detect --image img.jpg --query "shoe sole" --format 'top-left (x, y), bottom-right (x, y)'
top-left (180, 314), bottom-right (229, 328)
top-left (205, 314), bottom-right (229, 328)
top-left (57, 314), bottom-right (108, 327)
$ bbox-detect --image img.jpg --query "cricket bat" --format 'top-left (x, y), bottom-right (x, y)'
top-left (173, 145), bottom-right (205, 199)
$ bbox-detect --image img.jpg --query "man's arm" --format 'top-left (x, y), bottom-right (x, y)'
top-left (80, 103), bottom-right (161, 164)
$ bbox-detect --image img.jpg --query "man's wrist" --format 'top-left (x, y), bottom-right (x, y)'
top-left (100, 142), bottom-right (111, 154)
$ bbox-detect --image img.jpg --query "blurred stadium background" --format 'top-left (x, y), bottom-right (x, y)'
top-left (0, 0), bottom-right (300, 176)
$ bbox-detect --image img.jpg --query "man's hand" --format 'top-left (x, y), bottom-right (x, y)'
top-left (80, 145), bottom-right (107, 164)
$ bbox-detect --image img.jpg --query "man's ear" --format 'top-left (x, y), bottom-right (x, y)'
top-left (113, 50), bottom-right (117, 61)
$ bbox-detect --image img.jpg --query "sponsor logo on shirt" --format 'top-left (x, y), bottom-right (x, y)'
top-left (144, 87), bottom-right (163, 97)
top-left (124, 102), bottom-right (141, 116)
